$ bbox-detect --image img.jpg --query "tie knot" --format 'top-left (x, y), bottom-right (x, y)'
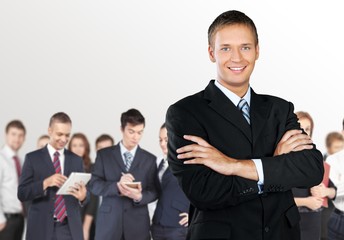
top-left (238, 98), bottom-right (248, 111)
top-left (54, 151), bottom-right (60, 157)
top-left (124, 151), bottom-right (133, 160)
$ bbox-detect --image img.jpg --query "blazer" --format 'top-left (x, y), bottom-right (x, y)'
top-left (89, 144), bottom-right (159, 240)
top-left (152, 164), bottom-right (189, 228)
top-left (166, 80), bottom-right (324, 240)
top-left (17, 146), bottom-right (85, 240)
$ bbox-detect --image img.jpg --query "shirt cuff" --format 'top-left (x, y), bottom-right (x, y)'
top-left (252, 159), bottom-right (264, 193)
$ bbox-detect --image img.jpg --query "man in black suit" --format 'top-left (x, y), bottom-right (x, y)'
top-left (89, 108), bottom-right (159, 240)
top-left (18, 112), bottom-right (87, 240)
top-left (166, 10), bottom-right (324, 240)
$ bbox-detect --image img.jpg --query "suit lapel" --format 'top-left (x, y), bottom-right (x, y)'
top-left (250, 90), bottom-right (272, 147)
top-left (64, 149), bottom-right (72, 177)
top-left (113, 145), bottom-right (127, 172)
top-left (129, 146), bottom-right (141, 171)
top-left (41, 146), bottom-right (56, 175)
top-left (204, 81), bottom-right (252, 143)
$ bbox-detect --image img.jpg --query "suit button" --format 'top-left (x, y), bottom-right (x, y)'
top-left (264, 227), bottom-right (270, 232)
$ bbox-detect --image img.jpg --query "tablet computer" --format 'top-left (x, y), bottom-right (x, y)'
top-left (56, 172), bottom-right (91, 195)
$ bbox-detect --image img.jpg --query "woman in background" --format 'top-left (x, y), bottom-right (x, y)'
top-left (292, 112), bottom-right (336, 240)
top-left (68, 133), bottom-right (97, 240)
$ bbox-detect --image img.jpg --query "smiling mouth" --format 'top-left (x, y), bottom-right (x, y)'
top-left (229, 66), bottom-right (245, 71)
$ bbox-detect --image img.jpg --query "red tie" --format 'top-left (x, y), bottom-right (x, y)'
top-left (53, 151), bottom-right (67, 222)
top-left (13, 155), bottom-right (21, 178)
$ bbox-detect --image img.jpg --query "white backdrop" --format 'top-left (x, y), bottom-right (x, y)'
top-left (1, 1), bottom-right (343, 161)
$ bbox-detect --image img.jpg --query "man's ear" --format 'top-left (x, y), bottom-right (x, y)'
top-left (208, 45), bottom-right (216, 63)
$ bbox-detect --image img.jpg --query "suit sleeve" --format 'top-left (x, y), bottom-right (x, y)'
top-left (89, 151), bottom-right (121, 197)
top-left (166, 104), bottom-right (260, 211)
top-left (261, 102), bottom-right (324, 192)
top-left (17, 154), bottom-right (46, 202)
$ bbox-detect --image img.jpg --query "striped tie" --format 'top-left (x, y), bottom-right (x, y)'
top-left (124, 151), bottom-right (133, 172)
top-left (53, 151), bottom-right (67, 222)
top-left (238, 98), bottom-right (250, 124)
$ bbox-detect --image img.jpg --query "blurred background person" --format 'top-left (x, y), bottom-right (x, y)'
top-left (321, 131), bottom-right (344, 240)
top-left (68, 133), bottom-right (97, 240)
top-left (0, 120), bottom-right (26, 240)
top-left (95, 134), bottom-right (114, 151)
top-left (293, 111), bottom-right (336, 240)
top-left (151, 123), bottom-right (189, 240)
top-left (36, 134), bottom-right (50, 149)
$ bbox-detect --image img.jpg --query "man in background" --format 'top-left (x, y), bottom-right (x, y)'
top-left (0, 120), bottom-right (26, 240)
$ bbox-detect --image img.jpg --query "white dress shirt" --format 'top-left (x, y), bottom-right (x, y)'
top-left (327, 149), bottom-right (344, 211)
top-left (47, 144), bottom-right (65, 175)
top-left (0, 145), bottom-right (23, 224)
top-left (214, 80), bottom-right (264, 189)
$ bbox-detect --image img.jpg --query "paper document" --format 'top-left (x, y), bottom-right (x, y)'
top-left (56, 172), bottom-right (91, 195)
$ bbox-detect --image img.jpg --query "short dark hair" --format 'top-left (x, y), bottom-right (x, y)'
top-left (160, 123), bottom-right (166, 130)
top-left (49, 112), bottom-right (72, 127)
top-left (6, 120), bottom-right (26, 135)
top-left (326, 132), bottom-right (344, 148)
top-left (95, 134), bottom-right (114, 146)
top-left (120, 108), bottom-right (145, 129)
top-left (208, 10), bottom-right (259, 47)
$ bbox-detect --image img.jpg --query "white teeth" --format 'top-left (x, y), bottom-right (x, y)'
top-left (230, 67), bottom-right (244, 70)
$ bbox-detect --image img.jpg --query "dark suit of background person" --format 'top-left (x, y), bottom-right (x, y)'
top-left (18, 145), bottom-right (86, 240)
top-left (166, 80), bottom-right (324, 240)
top-left (151, 161), bottom-right (189, 240)
top-left (89, 144), bottom-right (159, 240)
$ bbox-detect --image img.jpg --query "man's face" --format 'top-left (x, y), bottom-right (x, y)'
top-left (96, 140), bottom-right (113, 151)
top-left (208, 24), bottom-right (259, 96)
top-left (48, 122), bottom-right (71, 150)
top-left (121, 123), bottom-right (144, 151)
top-left (328, 140), bottom-right (344, 155)
top-left (6, 127), bottom-right (25, 152)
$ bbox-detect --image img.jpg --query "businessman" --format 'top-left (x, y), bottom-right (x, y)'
top-left (18, 112), bottom-right (87, 240)
top-left (166, 10), bottom-right (324, 240)
top-left (89, 108), bottom-right (159, 240)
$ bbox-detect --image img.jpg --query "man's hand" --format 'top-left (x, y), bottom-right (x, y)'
top-left (305, 196), bottom-right (323, 211)
top-left (119, 173), bottom-right (135, 183)
top-left (177, 135), bottom-right (237, 176)
top-left (68, 182), bottom-right (87, 202)
top-left (117, 182), bottom-right (142, 201)
top-left (177, 135), bottom-right (258, 180)
top-left (179, 212), bottom-right (189, 227)
top-left (274, 130), bottom-right (313, 156)
top-left (0, 222), bottom-right (6, 231)
top-left (43, 173), bottom-right (67, 190)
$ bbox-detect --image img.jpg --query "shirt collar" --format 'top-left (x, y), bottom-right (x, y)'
top-left (214, 80), bottom-right (251, 107)
top-left (3, 144), bottom-right (16, 158)
top-left (119, 141), bottom-right (138, 157)
top-left (47, 143), bottom-right (65, 156)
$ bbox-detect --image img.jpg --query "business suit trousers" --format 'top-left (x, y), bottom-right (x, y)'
top-left (151, 224), bottom-right (187, 240)
top-left (299, 211), bottom-right (321, 240)
top-left (52, 220), bottom-right (73, 240)
top-left (328, 209), bottom-right (344, 240)
top-left (0, 214), bottom-right (24, 240)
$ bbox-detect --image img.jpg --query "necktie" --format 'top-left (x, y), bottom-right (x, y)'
top-left (12, 155), bottom-right (21, 178)
top-left (158, 159), bottom-right (167, 182)
top-left (238, 98), bottom-right (250, 124)
top-left (124, 151), bottom-right (133, 171)
top-left (53, 151), bottom-right (67, 222)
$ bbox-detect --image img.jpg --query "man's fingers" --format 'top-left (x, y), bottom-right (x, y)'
top-left (280, 130), bottom-right (302, 143)
top-left (183, 135), bottom-right (210, 147)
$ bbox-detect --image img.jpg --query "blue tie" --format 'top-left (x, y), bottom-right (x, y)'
top-left (124, 151), bottom-right (133, 171)
top-left (238, 98), bottom-right (250, 124)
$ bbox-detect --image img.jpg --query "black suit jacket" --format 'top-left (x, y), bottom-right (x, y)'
top-left (17, 147), bottom-right (85, 240)
top-left (89, 144), bottom-right (159, 240)
top-left (166, 80), bottom-right (324, 240)
top-left (152, 164), bottom-right (189, 228)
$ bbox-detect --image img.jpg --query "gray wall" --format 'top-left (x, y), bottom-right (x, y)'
top-left (1, 1), bottom-right (343, 160)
